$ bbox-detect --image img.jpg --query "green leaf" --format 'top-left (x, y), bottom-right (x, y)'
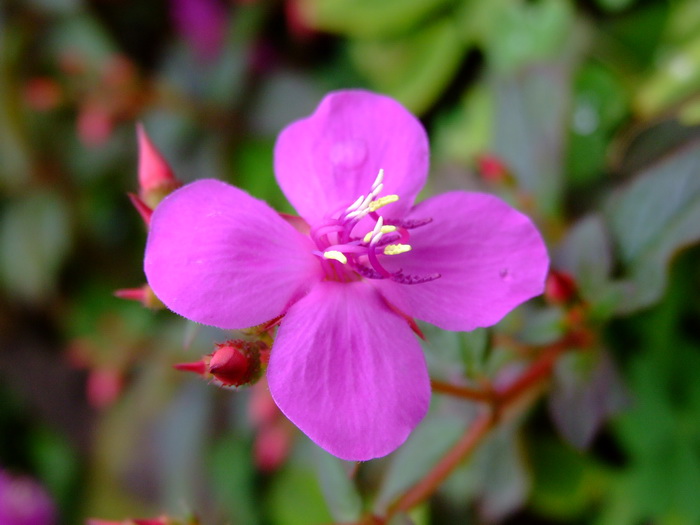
top-left (548, 349), bottom-right (629, 450)
top-left (555, 214), bottom-right (622, 318)
top-left (267, 461), bottom-right (333, 525)
top-left (529, 437), bottom-right (606, 520)
top-left (210, 434), bottom-right (261, 525)
top-left (480, 0), bottom-right (575, 74)
top-left (349, 17), bottom-right (466, 114)
top-left (490, 61), bottom-right (573, 218)
top-left (0, 191), bottom-right (72, 302)
top-left (472, 424), bottom-right (530, 521)
top-left (635, 35), bottom-right (700, 118)
top-left (439, 421), bottom-right (530, 521)
top-left (566, 62), bottom-right (628, 186)
top-left (314, 450), bottom-right (362, 522)
top-left (603, 140), bottom-right (700, 313)
top-left (595, 0), bottom-right (637, 13)
top-left (300, 0), bottom-right (454, 39)
top-left (0, 18), bottom-right (32, 191)
top-left (432, 85), bottom-right (495, 165)
top-left (374, 414), bottom-right (466, 514)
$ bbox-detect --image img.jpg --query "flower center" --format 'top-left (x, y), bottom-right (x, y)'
top-left (310, 169), bottom-right (440, 284)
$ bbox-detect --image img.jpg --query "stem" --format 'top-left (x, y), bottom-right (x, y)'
top-left (430, 379), bottom-right (492, 402)
top-left (386, 411), bottom-right (494, 517)
top-left (384, 334), bottom-right (578, 521)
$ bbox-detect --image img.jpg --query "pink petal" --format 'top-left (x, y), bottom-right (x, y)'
top-left (274, 90), bottom-right (429, 226)
top-left (374, 192), bottom-right (549, 331)
top-left (144, 179), bottom-right (323, 329)
top-left (267, 281), bottom-right (430, 461)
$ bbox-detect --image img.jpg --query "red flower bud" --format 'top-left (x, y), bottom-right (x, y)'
top-left (173, 340), bottom-right (269, 388)
top-left (209, 340), bottom-right (267, 387)
top-left (544, 270), bottom-right (578, 305)
top-left (136, 124), bottom-right (181, 208)
top-left (475, 153), bottom-right (512, 184)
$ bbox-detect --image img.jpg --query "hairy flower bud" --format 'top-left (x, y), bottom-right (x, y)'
top-left (208, 340), bottom-right (267, 387)
top-left (173, 340), bottom-right (269, 388)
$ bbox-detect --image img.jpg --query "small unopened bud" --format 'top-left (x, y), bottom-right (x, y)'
top-left (87, 367), bottom-right (124, 409)
top-left (544, 270), bottom-right (578, 305)
top-left (24, 77), bottom-right (63, 111)
top-left (475, 153), bottom-right (513, 185)
top-left (114, 284), bottom-right (164, 309)
top-left (173, 340), bottom-right (269, 388)
top-left (136, 124), bottom-right (181, 208)
top-left (209, 340), bottom-right (267, 387)
top-left (254, 422), bottom-right (293, 473)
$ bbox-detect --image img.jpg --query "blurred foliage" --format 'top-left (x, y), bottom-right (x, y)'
top-left (1, 0), bottom-right (700, 524)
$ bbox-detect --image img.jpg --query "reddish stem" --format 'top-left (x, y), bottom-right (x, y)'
top-left (383, 332), bottom-right (583, 521)
top-left (387, 411), bottom-right (494, 517)
top-left (430, 380), bottom-right (493, 402)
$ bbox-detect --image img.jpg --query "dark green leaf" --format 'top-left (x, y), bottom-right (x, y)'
top-left (603, 140), bottom-right (700, 312)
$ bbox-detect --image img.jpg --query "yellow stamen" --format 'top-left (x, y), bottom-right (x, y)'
top-left (363, 225), bottom-right (397, 243)
top-left (323, 250), bottom-right (347, 264)
top-left (384, 244), bottom-right (412, 256)
top-left (368, 194), bottom-right (399, 212)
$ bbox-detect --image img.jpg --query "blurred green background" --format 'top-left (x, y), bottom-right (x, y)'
top-left (1, 0), bottom-right (700, 524)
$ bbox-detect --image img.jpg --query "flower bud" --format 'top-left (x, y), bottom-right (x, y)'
top-left (475, 153), bottom-right (513, 185)
top-left (173, 340), bottom-right (269, 388)
top-left (544, 270), bottom-right (578, 305)
top-left (208, 340), bottom-right (267, 387)
top-left (87, 367), bottom-right (124, 409)
top-left (136, 124), bottom-right (181, 208)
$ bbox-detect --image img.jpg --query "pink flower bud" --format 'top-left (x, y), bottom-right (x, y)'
top-left (254, 422), bottom-right (293, 472)
top-left (86, 367), bottom-right (124, 409)
top-left (136, 124), bottom-right (180, 208)
top-left (77, 103), bottom-right (113, 148)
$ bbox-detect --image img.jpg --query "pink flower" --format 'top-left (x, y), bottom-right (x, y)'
top-left (144, 90), bottom-right (549, 460)
top-left (0, 469), bottom-right (55, 525)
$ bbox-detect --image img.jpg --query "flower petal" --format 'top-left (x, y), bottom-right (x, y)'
top-left (274, 90), bottom-right (429, 225)
top-left (267, 281), bottom-right (430, 461)
top-left (374, 192), bottom-right (549, 331)
top-left (144, 179), bottom-right (322, 329)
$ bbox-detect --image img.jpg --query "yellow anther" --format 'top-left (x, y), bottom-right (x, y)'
top-left (368, 194), bottom-right (399, 212)
top-left (384, 244), bottom-right (412, 256)
top-left (363, 225), bottom-right (397, 243)
top-left (323, 250), bottom-right (348, 264)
